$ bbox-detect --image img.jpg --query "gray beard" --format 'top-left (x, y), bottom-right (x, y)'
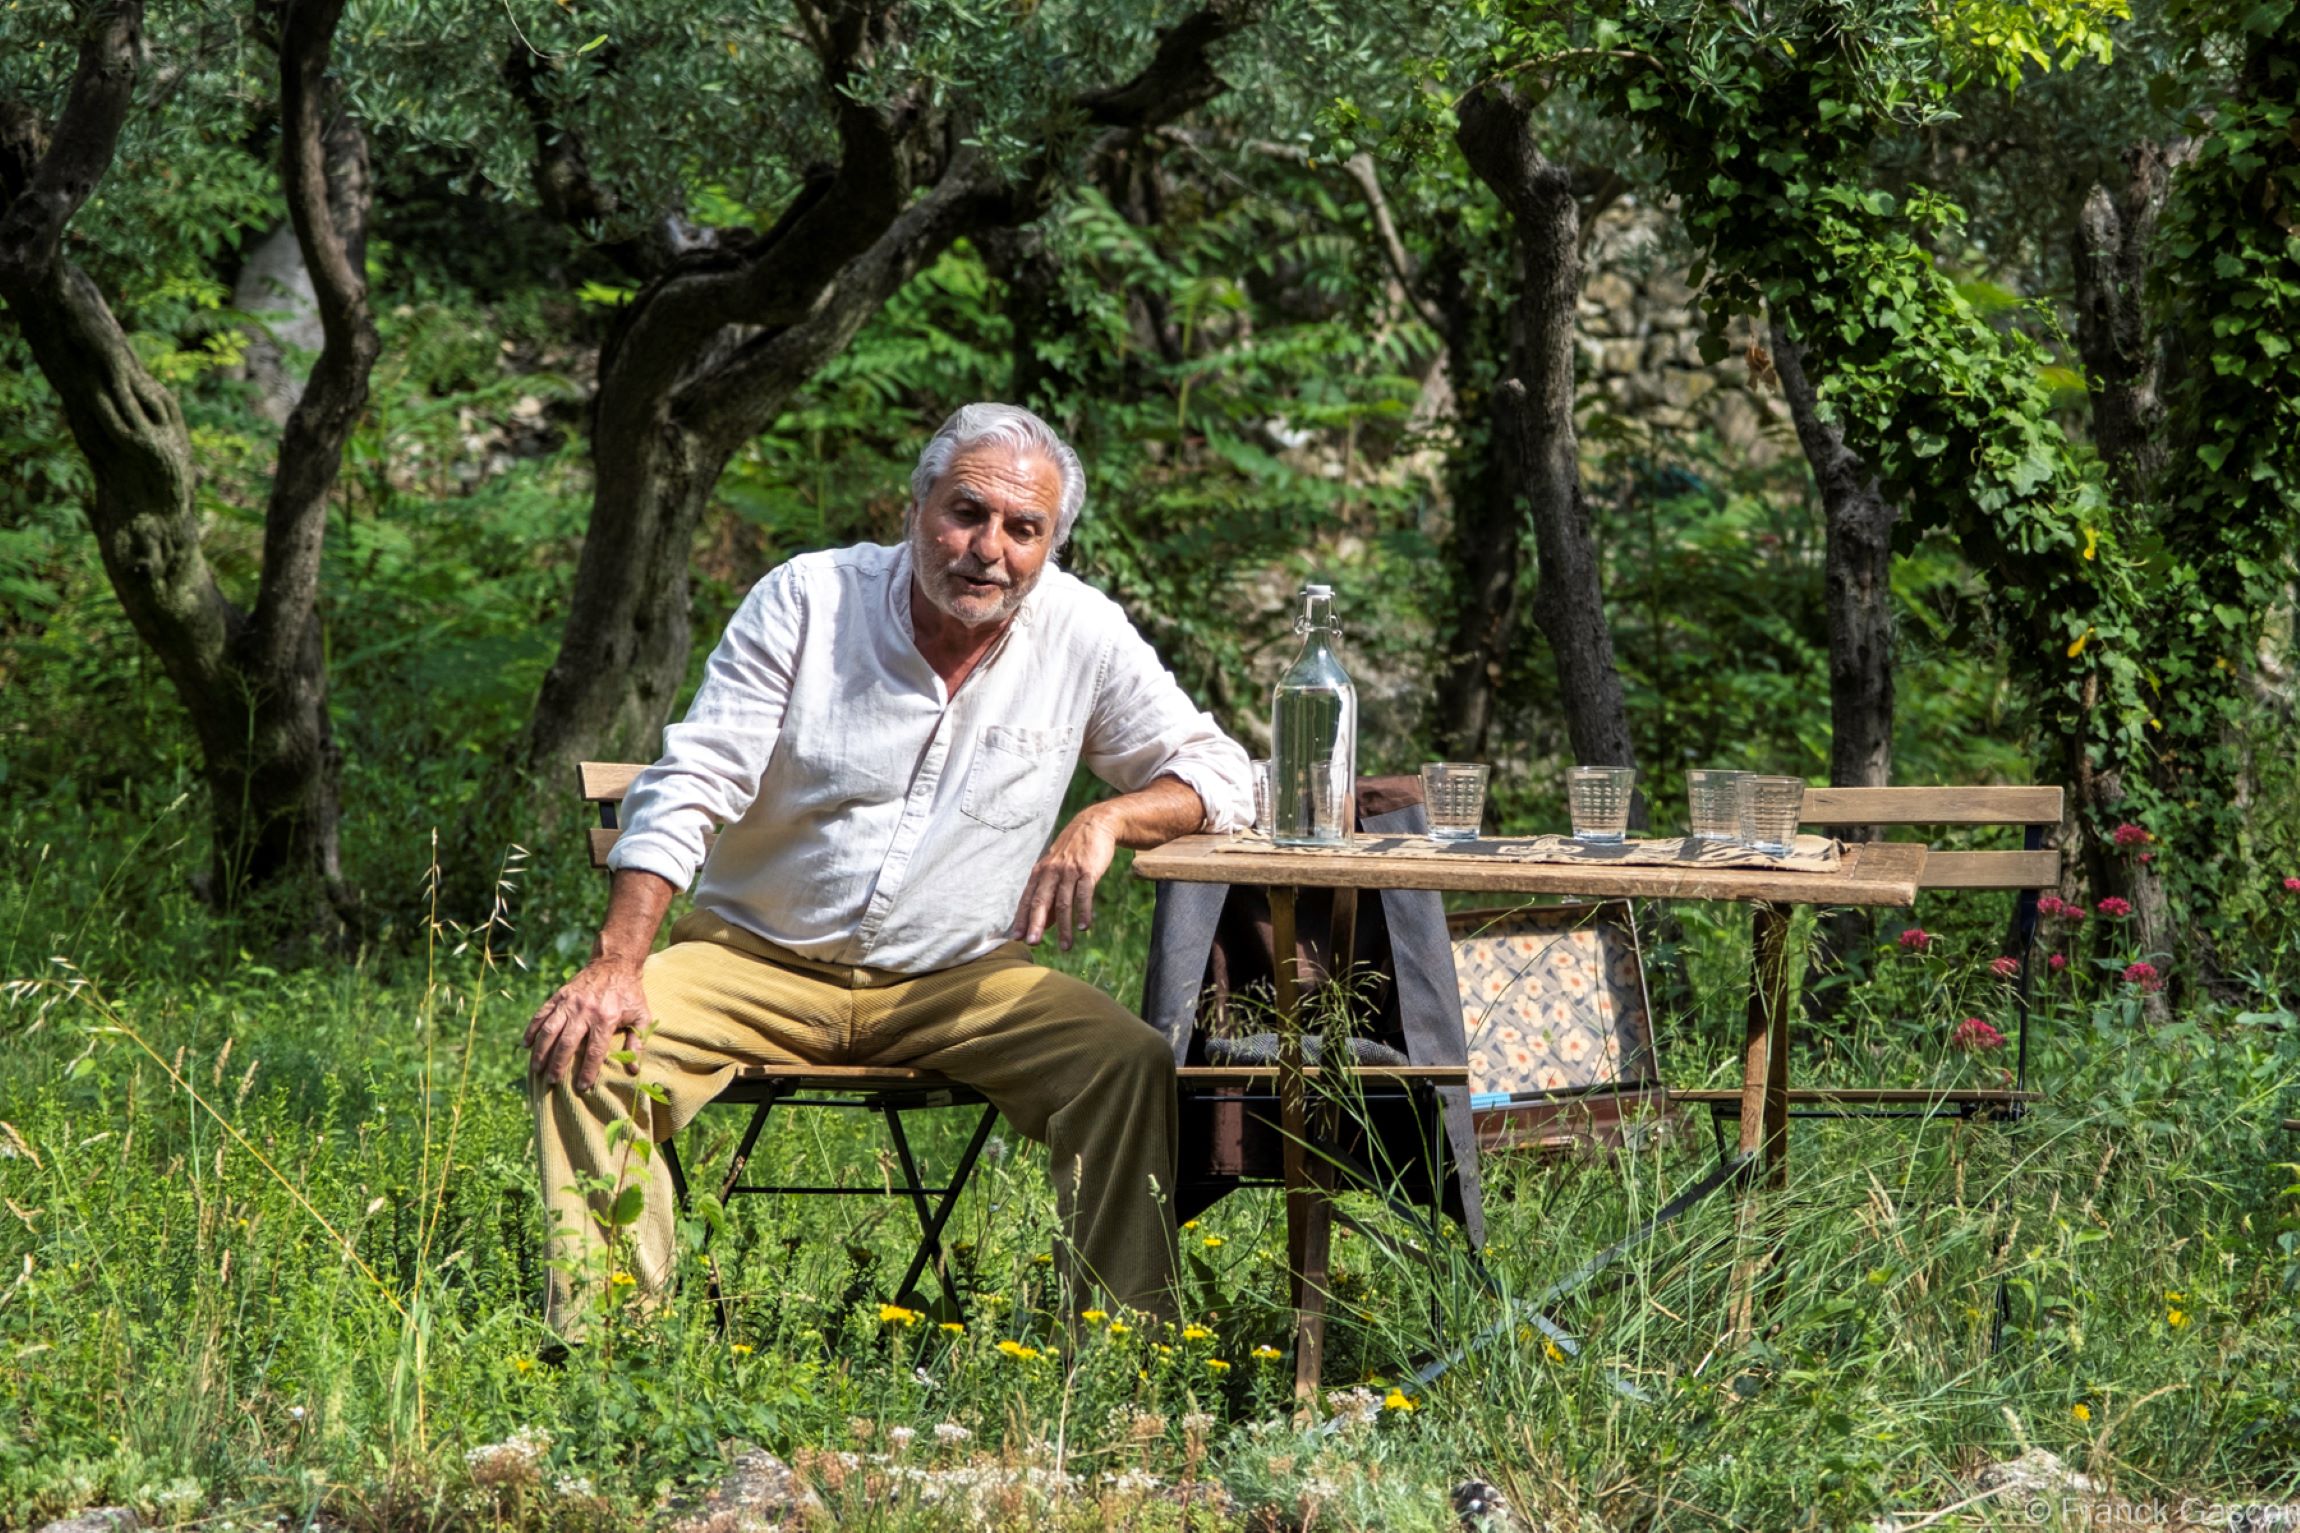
top-left (909, 525), bottom-right (1036, 628)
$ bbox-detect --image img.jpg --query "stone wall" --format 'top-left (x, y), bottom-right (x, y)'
top-left (1574, 198), bottom-right (1792, 465)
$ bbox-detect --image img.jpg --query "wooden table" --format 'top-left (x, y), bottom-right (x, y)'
top-left (1132, 834), bottom-right (1926, 1405)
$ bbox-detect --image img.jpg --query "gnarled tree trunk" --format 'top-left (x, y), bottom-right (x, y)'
top-left (1770, 320), bottom-right (1901, 1021)
top-left (2072, 144), bottom-right (2184, 1016)
top-left (510, 0), bottom-right (1257, 804)
top-left (0, 0), bottom-right (375, 935)
top-left (1452, 83), bottom-right (1638, 811)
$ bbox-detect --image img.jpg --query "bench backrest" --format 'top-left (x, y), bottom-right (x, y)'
top-left (1796, 784), bottom-right (2062, 891)
top-left (579, 761), bottom-right (664, 870)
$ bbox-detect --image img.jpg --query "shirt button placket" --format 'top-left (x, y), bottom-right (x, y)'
top-left (854, 706), bottom-right (950, 956)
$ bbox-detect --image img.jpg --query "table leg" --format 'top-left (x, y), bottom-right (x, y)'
top-left (1729, 901), bottom-right (1794, 1345)
top-left (1737, 901), bottom-right (1794, 1187)
top-left (1270, 886), bottom-right (1329, 1413)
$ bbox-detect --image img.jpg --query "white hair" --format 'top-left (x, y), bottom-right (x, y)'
top-left (909, 403), bottom-right (1087, 549)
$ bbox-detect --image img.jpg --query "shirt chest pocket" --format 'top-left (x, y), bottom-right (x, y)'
top-left (961, 725), bottom-right (1073, 831)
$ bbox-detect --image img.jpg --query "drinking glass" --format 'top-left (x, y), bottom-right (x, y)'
top-left (1250, 758), bottom-right (1273, 837)
top-left (1568, 765), bottom-right (1635, 844)
top-left (1739, 774), bottom-right (1805, 857)
top-left (1420, 762), bottom-right (1489, 842)
top-left (1686, 769), bottom-right (1748, 843)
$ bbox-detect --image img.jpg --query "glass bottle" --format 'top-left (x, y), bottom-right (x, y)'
top-left (1271, 583), bottom-right (1357, 846)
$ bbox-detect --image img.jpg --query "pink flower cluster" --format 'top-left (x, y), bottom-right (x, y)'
top-left (2096, 896), bottom-right (2133, 918)
top-left (2123, 961), bottom-right (2164, 993)
top-left (1898, 927), bottom-right (1933, 952)
top-left (2285, 876), bottom-right (2300, 893)
top-left (1952, 1017), bottom-right (2007, 1052)
top-left (2047, 953), bottom-right (2068, 972)
top-left (1989, 956), bottom-right (2021, 979)
top-left (2112, 822), bottom-right (2152, 849)
top-left (2037, 895), bottom-right (2087, 922)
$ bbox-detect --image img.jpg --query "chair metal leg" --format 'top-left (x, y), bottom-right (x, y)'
top-left (698, 1089), bottom-right (781, 1335)
top-left (883, 1102), bottom-right (996, 1318)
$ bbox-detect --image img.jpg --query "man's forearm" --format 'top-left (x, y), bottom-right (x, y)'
top-left (594, 868), bottom-right (677, 967)
top-left (1089, 773), bottom-right (1209, 850)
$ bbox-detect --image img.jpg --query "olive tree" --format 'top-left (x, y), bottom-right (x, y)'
top-left (0, 0), bottom-right (375, 930)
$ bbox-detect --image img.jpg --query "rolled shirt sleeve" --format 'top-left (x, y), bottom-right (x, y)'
top-left (607, 565), bottom-right (802, 889)
top-left (1082, 612), bottom-right (1255, 832)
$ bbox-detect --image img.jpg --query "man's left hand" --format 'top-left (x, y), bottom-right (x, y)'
top-left (1011, 805), bottom-right (1120, 951)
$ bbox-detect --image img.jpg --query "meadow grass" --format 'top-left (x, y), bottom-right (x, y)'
top-left (3, 811), bottom-right (2297, 1531)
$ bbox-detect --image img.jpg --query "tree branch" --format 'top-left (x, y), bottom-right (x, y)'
top-left (251, 0), bottom-right (378, 674)
top-left (0, 1), bottom-right (144, 283)
top-left (1081, 0), bottom-right (1255, 130)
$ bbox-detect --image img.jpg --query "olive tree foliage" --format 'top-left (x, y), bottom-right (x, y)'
top-left (333, 0), bottom-right (1278, 808)
top-left (0, 0), bottom-right (376, 934)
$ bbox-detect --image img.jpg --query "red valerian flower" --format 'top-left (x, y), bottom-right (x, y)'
top-left (1989, 956), bottom-right (2021, 979)
top-left (2285, 876), bottom-right (2300, 893)
top-left (2112, 822), bottom-right (2152, 849)
top-left (2123, 961), bottom-right (2164, 993)
top-left (1898, 927), bottom-right (1933, 952)
top-left (2096, 896), bottom-right (2133, 918)
top-left (2139, 852), bottom-right (2155, 865)
top-left (2063, 903), bottom-right (2088, 923)
top-left (2047, 953), bottom-right (2068, 972)
top-left (2037, 894), bottom-right (2067, 917)
top-left (1952, 1017), bottom-right (2006, 1052)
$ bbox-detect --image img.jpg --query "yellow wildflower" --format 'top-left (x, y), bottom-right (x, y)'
top-left (1181, 1220), bottom-right (1200, 1230)
top-left (2165, 1289), bottom-right (2184, 1302)
top-left (608, 1271), bottom-right (637, 1288)
top-left (1032, 1252), bottom-right (1054, 1265)
top-left (1251, 1345), bottom-right (1282, 1361)
top-left (879, 1303), bottom-right (921, 1327)
top-left (940, 1322), bottom-right (965, 1335)
top-left (513, 1358), bottom-right (535, 1374)
top-left (1108, 1321), bottom-right (1131, 1338)
top-left (2082, 526), bottom-right (2098, 561)
top-left (1182, 1324), bottom-right (1213, 1342)
top-left (1155, 1343), bottom-right (1173, 1356)
top-left (2072, 1403), bottom-right (2092, 1423)
top-left (1543, 1339), bottom-right (1566, 1364)
top-left (1207, 1358), bottom-right (1231, 1374)
top-left (1383, 1389), bottom-right (1416, 1412)
top-left (2167, 1308), bottom-right (2189, 1328)
top-left (2067, 628), bottom-right (2092, 659)
top-left (730, 1342), bottom-right (754, 1356)
top-left (996, 1338), bottom-right (1041, 1361)
top-left (1082, 1309), bottom-right (1108, 1325)
top-left (1202, 1235), bottom-right (1226, 1249)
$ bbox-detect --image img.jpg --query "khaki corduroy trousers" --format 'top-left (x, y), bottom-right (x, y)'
top-left (531, 910), bottom-right (1179, 1331)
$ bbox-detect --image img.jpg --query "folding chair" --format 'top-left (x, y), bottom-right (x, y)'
top-left (1447, 901), bottom-right (1672, 1155)
top-left (578, 762), bottom-right (1000, 1324)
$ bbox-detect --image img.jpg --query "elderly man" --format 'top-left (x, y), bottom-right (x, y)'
top-left (524, 402), bottom-right (1253, 1333)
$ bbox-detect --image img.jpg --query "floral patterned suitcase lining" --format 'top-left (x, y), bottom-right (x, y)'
top-left (1448, 902), bottom-right (1659, 1106)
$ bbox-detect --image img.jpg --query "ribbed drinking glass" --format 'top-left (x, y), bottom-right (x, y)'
top-left (1568, 766), bottom-right (1635, 844)
top-left (1687, 769), bottom-right (1748, 843)
top-left (1739, 775), bottom-right (1805, 857)
top-left (1420, 763), bottom-right (1489, 842)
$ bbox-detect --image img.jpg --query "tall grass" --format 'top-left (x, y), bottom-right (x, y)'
top-left (3, 810), bottom-right (2297, 1531)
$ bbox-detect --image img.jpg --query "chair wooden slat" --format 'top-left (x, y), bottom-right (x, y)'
top-left (1177, 1065), bottom-right (1469, 1087)
top-left (1798, 785), bottom-right (2063, 826)
top-left (1919, 850), bottom-right (2063, 890)
top-left (579, 761), bottom-right (647, 803)
top-left (1671, 1087), bottom-right (2040, 1106)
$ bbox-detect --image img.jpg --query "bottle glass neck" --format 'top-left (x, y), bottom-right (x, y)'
top-left (1296, 593), bottom-right (1338, 640)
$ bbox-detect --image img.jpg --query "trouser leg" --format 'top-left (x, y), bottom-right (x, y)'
top-left (859, 945), bottom-right (1180, 1318)
top-left (529, 915), bottom-right (842, 1334)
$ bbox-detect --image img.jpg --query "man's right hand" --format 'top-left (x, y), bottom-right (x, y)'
top-left (525, 958), bottom-right (651, 1093)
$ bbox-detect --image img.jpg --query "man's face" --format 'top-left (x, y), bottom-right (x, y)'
top-left (908, 443), bottom-right (1062, 629)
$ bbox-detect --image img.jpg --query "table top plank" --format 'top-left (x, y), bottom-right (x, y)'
top-left (1134, 835), bottom-right (1924, 907)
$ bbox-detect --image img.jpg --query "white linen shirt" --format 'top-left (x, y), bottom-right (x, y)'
top-left (607, 541), bottom-right (1253, 974)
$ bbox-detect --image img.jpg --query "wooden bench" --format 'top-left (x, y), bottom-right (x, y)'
top-left (1681, 784), bottom-right (2061, 1123)
top-left (579, 763), bottom-right (999, 1323)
